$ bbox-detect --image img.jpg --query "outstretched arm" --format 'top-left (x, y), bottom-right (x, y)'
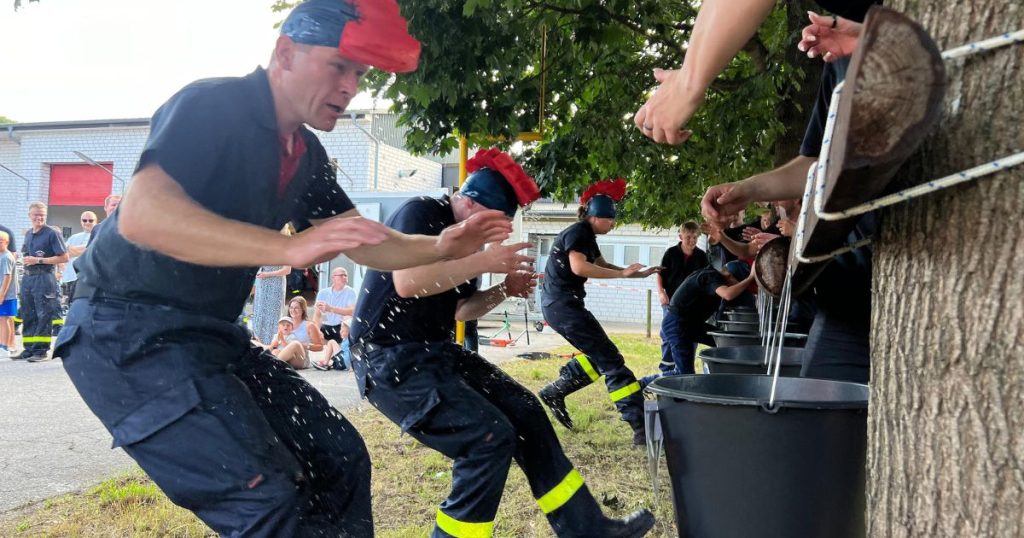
top-left (634, 0), bottom-right (777, 144)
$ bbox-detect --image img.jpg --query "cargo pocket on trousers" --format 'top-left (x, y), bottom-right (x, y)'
top-left (52, 324), bottom-right (79, 360)
top-left (399, 388), bottom-right (442, 433)
top-left (109, 380), bottom-right (202, 448)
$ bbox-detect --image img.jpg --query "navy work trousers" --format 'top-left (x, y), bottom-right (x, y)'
top-left (355, 342), bottom-right (608, 537)
top-left (20, 272), bottom-right (61, 355)
top-left (542, 297), bottom-right (643, 426)
top-left (58, 298), bottom-right (372, 537)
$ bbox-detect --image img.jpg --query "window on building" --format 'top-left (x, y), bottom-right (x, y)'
top-left (649, 246), bottom-right (666, 266)
top-left (623, 245), bottom-right (641, 266)
top-left (599, 243), bottom-right (616, 263)
top-left (538, 237), bottom-right (554, 256)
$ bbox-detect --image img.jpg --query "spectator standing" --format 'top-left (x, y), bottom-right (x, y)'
top-left (0, 224), bottom-right (15, 355)
top-left (102, 194), bottom-right (122, 218)
top-left (313, 267), bottom-right (355, 343)
top-left (0, 231), bottom-right (17, 359)
top-left (655, 221), bottom-right (708, 371)
top-left (19, 202), bottom-right (68, 362)
top-left (60, 211), bottom-right (97, 302)
top-left (252, 264), bottom-right (291, 344)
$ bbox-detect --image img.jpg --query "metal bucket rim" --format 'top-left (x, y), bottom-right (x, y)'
top-left (698, 345), bottom-right (803, 366)
top-left (708, 330), bottom-right (808, 340)
top-left (646, 374), bottom-right (869, 409)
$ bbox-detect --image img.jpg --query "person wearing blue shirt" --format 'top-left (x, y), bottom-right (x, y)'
top-left (54, 2), bottom-right (514, 536)
top-left (351, 150), bottom-right (656, 538)
top-left (19, 202), bottom-right (68, 362)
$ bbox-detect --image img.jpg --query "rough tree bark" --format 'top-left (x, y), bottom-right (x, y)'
top-left (868, 1), bottom-right (1024, 537)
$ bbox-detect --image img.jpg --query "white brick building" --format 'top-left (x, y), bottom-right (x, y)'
top-left (0, 114), bottom-right (684, 325)
top-left (0, 112), bottom-right (441, 237)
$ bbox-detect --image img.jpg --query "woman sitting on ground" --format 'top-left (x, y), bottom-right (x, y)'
top-left (286, 295), bottom-right (324, 355)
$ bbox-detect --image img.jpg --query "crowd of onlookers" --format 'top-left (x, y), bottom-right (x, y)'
top-left (0, 195), bottom-right (120, 361)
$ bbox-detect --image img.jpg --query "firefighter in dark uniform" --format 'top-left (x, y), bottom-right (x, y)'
top-left (53, 3), bottom-right (514, 536)
top-left (19, 202), bottom-right (68, 361)
top-left (537, 180), bottom-right (661, 446)
top-left (351, 150), bottom-right (656, 538)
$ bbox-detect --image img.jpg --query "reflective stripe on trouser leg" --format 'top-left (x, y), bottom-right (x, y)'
top-left (52, 319), bottom-right (64, 326)
top-left (609, 381), bottom-right (641, 403)
top-left (574, 354), bottom-right (601, 382)
top-left (536, 469), bottom-right (584, 514)
top-left (22, 336), bottom-right (53, 343)
top-left (436, 509), bottom-right (494, 538)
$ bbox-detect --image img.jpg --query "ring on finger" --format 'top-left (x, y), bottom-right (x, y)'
top-left (642, 124), bottom-right (654, 130)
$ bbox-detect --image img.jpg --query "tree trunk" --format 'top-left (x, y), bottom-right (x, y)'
top-left (868, 2), bottom-right (1024, 537)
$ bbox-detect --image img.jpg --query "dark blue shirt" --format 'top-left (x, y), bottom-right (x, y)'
top-left (669, 267), bottom-right (726, 323)
top-left (350, 196), bottom-right (476, 346)
top-left (659, 244), bottom-right (709, 298)
top-left (76, 67), bottom-right (354, 321)
top-left (22, 226), bottom-right (66, 273)
top-left (542, 220), bottom-right (600, 302)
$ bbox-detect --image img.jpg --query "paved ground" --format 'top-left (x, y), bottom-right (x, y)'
top-left (0, 320), bottom-right (649, 514)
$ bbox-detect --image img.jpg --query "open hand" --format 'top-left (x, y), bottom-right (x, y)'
top-left (633, 68), bottom-right (698, 145)
top-left (437, 209), bottom-right (513, 260)
top-left (701, 182), bottom-right (753, 229)
top-left (502, 270), bottom-right (538, 298)
top-left (286, 216), bottom-right (390, 267)
top-left (797, 11), bottom-right (862, 63)
top-left (483, 242), bottom-right (534, 274)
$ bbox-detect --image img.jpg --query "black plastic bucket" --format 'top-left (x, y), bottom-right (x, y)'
top-left (698, 345), bottom-right (803, 376)
top-left (709, 330), bottom-right (807, 348)
top-left (716, 320), bottom-right (797, 334)
top-left (647, 375), bottom-right (868, 537)
top-left (722, 311), bottom-right (759, 323)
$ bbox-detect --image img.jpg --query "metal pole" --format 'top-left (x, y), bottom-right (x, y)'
top-left (646, 289), bottom-right (653, 338)
top-left (0, 161), bottom-right (32, 201)
top-left (455, 135), bottom-right (469, 345)
top-left (73, 151), bottom-right (127, 194)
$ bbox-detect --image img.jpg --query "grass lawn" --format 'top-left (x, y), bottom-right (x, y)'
top-left (2, 334), bottom-right (678, 537)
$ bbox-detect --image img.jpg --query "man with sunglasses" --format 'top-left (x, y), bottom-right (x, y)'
top-left (59, 211), bottom-right (97, 307)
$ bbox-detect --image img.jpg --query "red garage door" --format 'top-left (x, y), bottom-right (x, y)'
top-left (49, 163), bottom-right (113, 206)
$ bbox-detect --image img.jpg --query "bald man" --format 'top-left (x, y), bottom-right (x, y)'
top-left (60, 211), bottom-right (97, 303)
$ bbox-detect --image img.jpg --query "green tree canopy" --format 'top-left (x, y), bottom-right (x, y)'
top-left (0, 115), bottom-right (15, 123)
top-left (275, 0), bottom-right (814, 227)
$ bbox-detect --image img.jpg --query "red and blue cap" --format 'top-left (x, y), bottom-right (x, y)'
top-left (580, 179), bottom-right (627, 219)
top-left (281, 0), bottom-right (421, 73)
top-left (460, 148), bottom-right (540, 218)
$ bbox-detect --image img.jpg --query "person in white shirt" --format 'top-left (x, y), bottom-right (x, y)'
top-left (313, 267), bottom-right (356, 344)
top-left (60, 211), bottom-right (97, 301)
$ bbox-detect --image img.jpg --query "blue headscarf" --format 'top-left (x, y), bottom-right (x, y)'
top-left (460, 168), bottom-right (519, 218)
top-left (724, 260), bottom-right (751, 281)
top-left (585, 195), bottom-right (617, 219)
top-left (280, 0), bottom-right (359, 47)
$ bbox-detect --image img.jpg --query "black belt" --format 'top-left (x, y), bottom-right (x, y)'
top-left (23, 266), bottom-right (54, 275)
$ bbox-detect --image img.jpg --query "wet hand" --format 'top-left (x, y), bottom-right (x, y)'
top-left (287, 216), bottom-right (390, 267)
top-left (437, 209), bottom-right (513, 259)
top-left (634, 68), bottom-right (698, 145)
top-left (701, 182), bottom-right (752, 228)
top-left (798, 11), bottom-right (862, 63)
top-left (483, 242), bottom-right (534, 274)
top-left (502, 270), bottom-right (538, 298)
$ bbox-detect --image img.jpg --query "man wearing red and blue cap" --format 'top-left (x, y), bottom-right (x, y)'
top-left (56, 2), bottom-right (516, 536)
top-left (350, 151), bottom-right (656, 538)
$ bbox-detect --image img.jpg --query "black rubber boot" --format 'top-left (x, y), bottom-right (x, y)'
top-left (545, 482), bottom-right (656, 538)
top-left (538, 360), bottom-right (594, 430)
top-left (629, 420), bottom-right (646, 447)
